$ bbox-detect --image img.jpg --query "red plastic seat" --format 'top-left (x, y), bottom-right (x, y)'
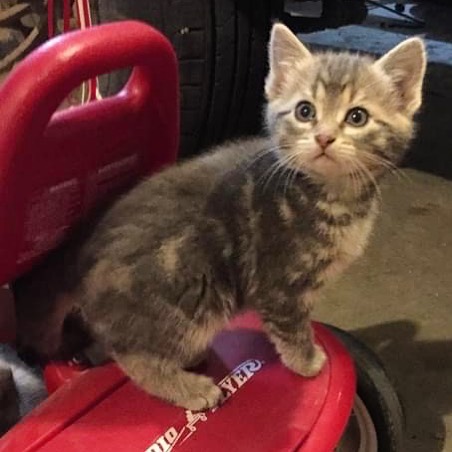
top-left (0, 22), bottom-right (355, 451)
top-left (0, 312), bottom-right (355, 452)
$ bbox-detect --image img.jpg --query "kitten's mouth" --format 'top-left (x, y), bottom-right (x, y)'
top-left (311, 149), bottom-right (337, 164)
top-left (305, 148), bottom-right (345, 177)
top-left (313, 153), bottom-right (332, 162)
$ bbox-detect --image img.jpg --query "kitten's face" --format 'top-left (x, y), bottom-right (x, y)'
top-left (265, 24), bottom-right (426, 184)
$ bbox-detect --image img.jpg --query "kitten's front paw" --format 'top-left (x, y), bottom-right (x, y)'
top-left (282, 345), bottom-right (327, 378)
top-left (175, 375), bottom-right (224, 412)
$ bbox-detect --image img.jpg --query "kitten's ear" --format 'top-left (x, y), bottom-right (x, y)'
top-left (375, 37), bottom-right (427, 115)
top-left (265, 23), bottom-right (312, 99)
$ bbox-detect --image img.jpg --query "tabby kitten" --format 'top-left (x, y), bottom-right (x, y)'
top-left (13, 24), bottom-right (426, 411)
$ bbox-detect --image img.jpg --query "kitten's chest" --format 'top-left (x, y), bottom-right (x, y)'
top-left (316, 200), bottom-right (378, 282)
top-left (332, 214), bottom-right (375, 261)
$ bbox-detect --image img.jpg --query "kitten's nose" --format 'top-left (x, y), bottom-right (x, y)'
top-left (315, 134), bottom-right (336, 150)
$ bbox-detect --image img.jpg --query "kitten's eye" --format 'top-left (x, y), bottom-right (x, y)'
top-left (295, 101), bottom-right (316, 122)
top-left (345, 107), bottom-right (369, 127)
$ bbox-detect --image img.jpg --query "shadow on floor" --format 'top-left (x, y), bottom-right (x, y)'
top-left (349, 321), bottom-right (451, 452)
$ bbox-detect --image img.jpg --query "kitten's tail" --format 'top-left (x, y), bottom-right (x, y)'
top-left (0, 367), bottom-right (20, 436)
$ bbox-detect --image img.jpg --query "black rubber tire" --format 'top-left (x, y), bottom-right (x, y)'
top-left (95, 0), bottom-right (283, 158)
top-left (0, 1), bottom-right (48, 72)
top-left (325, 324), bottom-right (405, 452)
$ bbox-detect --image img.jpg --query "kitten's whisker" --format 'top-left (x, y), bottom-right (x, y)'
top-left (353, 158), bottom-right (382, 202)
top-left (281, 152), bottom-right (302, 196)
top-left (350, 161), bottom-right (365, 199)
top-left (343, 154), bottom-right (375, 200)
top-left (341, 155), bottom-right (362, 199)
top-left (248, 147), bottom-right (287, 186)
top-left (341, 146), bottom-right (407, 185)
top-left (257, 160), bottom-right (283, 190)
top-left (288, 165), bottom-right (300, 194)
top-left (244, 144), bottom-right (291, 171)
top-left (359, 151), bottom-right (395, 170)
top-left (275, 161), bottom-right (291, 192)
top-left (359, 150), bottom-right (409, 182)
top-left (257, 151), bottom-right (295, 191)
top-left (352, 169), bottom-right (362, 199)
top-left (346, 166), bottom-right (357, 198)
top-left (279, 151), bottom-right (304, 191)
top-left (349, 164), bottom-right (361, 199)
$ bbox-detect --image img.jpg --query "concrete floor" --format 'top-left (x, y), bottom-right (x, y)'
top-left (314, 169), bottom-right (452, 452)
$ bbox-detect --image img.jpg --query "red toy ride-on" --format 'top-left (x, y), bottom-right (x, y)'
top-left (0, 21), bottom-right (404, 452)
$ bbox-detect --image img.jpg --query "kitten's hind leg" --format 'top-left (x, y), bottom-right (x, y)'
top-left (261, 299), bottom-right (326, 378)
top-left (112, 352), bottom-right (223, 411)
